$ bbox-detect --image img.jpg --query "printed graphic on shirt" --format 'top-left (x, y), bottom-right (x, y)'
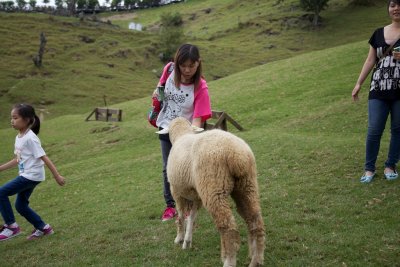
top-left (162, 78), bottom-right (192, 121)
top-left (15, 148), bottom-right (24, 173)
top-left (370, 55), bottom-right (400, 92)
top-left (368, 28), bottom-right (400, 100)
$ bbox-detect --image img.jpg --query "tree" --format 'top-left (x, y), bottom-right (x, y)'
top-left (351, 0), bottom-right (376, 6)
top-left (77, 0), bottom-right (86, 8)
top-left (86, 0), bottom-right (97, 9)
top-left (300, 0), bottom-right (329, 27)
top-left (16, 0), bottom-right (26, 9)
top-left (66, 0), bottom-right (77, 15)
top-left (33, 32), bottom-right (47, 68)
top-left (42, 0), bottom-right (50, 6)
top-left (55, 0), bottom-right (64, 9)
top-left (159, 12), bottom-right (184, 61)
top-left (124, 0), bottom-right (134, 9)
top-left (29, 0), bottom-right (36, 9)
top-left (111, 0), bottom-right (121, 8)
top-left (5, 0), bottom-right (15, 9)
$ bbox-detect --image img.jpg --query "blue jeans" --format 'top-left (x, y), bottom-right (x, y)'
top-left (365, 99), bottom-right (400, 172)
top-left (160, 136), bottom-right (175, 208)
top-left (0, 176), bottom-right (46, 230)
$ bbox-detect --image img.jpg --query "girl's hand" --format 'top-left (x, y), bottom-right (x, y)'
top-left (55, 175), bottom-right (66, 186)
top-left (352, 84), bottom-right (361, 101)
top-left (152, 88), bottom-right (159, 98)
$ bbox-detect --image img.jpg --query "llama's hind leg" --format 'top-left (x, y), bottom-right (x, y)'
top-left (232, 185), bottom-right (265, 267)
top-left (201, 193), bottom-right (240, 267)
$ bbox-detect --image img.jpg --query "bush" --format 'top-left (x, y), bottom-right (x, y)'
top-left (299, 0), bottom-right (329, 26)
top-left (159, 12), bottom-right (184, 62)
top-left (160, 12), bottom-right (183, 27)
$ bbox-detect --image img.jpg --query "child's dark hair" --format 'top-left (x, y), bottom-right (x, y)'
top-left (389, 0), bottom-right (400, 8)
top-left (174, 44), bottom-right (202, 90)
top-left (13, 103), bottom-right (41, 135)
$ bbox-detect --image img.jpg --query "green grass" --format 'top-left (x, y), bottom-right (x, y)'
top-left (1, 37), bottom-right (399, 266)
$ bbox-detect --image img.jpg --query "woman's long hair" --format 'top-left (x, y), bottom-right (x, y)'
top-left (13, 103), bottom-right (41, 135)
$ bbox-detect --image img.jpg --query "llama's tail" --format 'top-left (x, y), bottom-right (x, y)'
top-left (228, 142), bottom-right (258, 185)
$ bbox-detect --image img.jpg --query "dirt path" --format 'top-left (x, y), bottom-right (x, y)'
top-left (102, 13), bottom-right (138, 21)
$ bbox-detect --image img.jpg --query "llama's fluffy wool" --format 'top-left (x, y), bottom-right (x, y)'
top-left (167, 117), bottom-right (265, 267)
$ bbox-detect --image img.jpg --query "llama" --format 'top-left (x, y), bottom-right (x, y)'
top-left (167, 117), bottom-right (265, 267)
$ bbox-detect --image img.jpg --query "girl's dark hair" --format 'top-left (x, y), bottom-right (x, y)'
top-left (13, 103), bottom-right (41, 135)
top-left (389, 0), bottom-right (400, 8)
top-left (174, 44), bottom-right (202, 90)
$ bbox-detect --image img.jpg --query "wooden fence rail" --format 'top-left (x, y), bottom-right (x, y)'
top-left (85, 108), bottom-right (122, 122)
top-left (204, 111), bottom-right (243, 131)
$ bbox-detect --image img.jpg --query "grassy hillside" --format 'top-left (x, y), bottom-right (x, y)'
top-left (0, 0), bottom-right (389, 128)
top-left (1, 38), bottom-right (399, 266)
top-left (108, 0), bottom-right (388, 76)
top-left (0, 12), bottom-right (163, 128)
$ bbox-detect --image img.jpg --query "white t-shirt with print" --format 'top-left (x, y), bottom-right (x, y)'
top-left (156, 70), bottom-right (195, 129)
top-left (14, 130), bottom-right (46, 181)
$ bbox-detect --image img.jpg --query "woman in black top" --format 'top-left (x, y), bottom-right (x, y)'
top-left (352, 0), bottom-right (400, 183)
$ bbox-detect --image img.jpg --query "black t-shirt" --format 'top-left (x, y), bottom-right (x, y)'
top-left (368, 27), bottom-right (400, 100)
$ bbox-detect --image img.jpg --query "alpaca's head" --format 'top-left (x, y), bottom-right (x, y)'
top-left (169, 117), bottom-right (193, 144)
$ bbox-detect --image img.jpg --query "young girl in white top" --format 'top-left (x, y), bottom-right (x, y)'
top-left (0, 104), bottom-right (65, 241)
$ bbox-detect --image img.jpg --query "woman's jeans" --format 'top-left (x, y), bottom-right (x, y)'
top-left (0, 176), bottom-right (45, 229)
top-left (160, 136), bottom-right (175, 208)
top-left (365, 99), bottom-right (400, 172)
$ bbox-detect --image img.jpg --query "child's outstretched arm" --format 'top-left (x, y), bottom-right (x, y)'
top-left (0, 158), bottom-right (18, 172)
top-left (40, 155), bottom-right (66, 186)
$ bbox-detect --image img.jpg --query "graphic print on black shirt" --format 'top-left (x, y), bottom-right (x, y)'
top-left (369, 27), bottom-right (400, 100)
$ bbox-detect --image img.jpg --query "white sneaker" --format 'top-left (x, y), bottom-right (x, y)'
top-left (0, 225), bottom-right (21, 241)
top-left (156, 128), bottom-right (169, 134)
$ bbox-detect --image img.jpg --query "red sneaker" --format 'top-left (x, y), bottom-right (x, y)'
top-left (161, 207), bottom-right (176, 222)
top-left (0, 225), bottom-right (21, 241)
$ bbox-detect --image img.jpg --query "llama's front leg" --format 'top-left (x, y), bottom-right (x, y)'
top-left (174, 203), bottom-right (185, 245)
top-left (174, 214), bottom-right (185, 244)
top-left (182, 206), bottom-right (198, 249)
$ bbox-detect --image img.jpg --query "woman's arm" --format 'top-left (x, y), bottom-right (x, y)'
top-left (352, 46), bottom-right (377, 101)
top-left (41, 155), bottom-right (65, 186)
top-left (0, 158), bottom-right (18, 172)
